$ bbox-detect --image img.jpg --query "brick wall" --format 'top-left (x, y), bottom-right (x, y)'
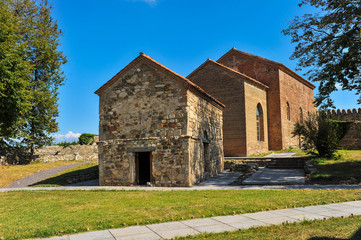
top-left (188, 61), bottom-right (247, 156)
top-left (244, 81), bottom-right (268, 155)
top-left (278, 69), bottom-right (316, 149)
top-left (218, 51), bottom-right (283, 150)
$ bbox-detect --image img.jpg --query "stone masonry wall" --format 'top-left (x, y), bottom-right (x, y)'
top-left (98, 60), bottom-right (191, 186)
top-left (35, 145), bottom-right (98, 162)
top-left (0, 145), bottom-right (98, 165)
top-left (327, 109), bottom-right (361, 150)
top-left (187, 90), bottom-right (224, 185)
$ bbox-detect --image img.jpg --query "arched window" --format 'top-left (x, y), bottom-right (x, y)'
top-left (256, 103), bottom-right (264, 141)
top-left (299, 107), bottom-right (303, 122)
top-left (286, 102), bottom-right (290, 121)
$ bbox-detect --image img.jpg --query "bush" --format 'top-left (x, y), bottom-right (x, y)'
top-left (292, 111), bottom-right (344, 157)
top-left (56, 141), bottom-right (78, 148)
top-left (78, 133), bottom-right (97, 145)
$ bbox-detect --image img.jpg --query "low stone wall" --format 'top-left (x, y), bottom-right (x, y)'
top-left (35, 145), bottom-right (98, 162)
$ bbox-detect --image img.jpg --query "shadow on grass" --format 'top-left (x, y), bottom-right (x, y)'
top-left (311, 160), bottom-right (361, 184)
top-left (32, 165), bottom-right (98, 186)
top-left (309, 225), bottom-right (361, 240)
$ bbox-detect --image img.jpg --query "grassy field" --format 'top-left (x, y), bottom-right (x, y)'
top-left (0, 190), bottom-right (361, 239)
top-left (32, 162), bottom-right (98, 187)
top-left (179, 215), bottom-right (361, 240)
top-left (311, 150), bottom-right (361, 184)
top-left (0, 161), bottom-right (83, 187)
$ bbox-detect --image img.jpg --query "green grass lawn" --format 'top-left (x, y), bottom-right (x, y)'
top-left (32, 162), bottom-right (98, 187)
top-left (179, 215), bottom-right (361, 240)
top-left (311, 150), bottom-right (361, 184)
top-left (1, 190), bottom-right (361, 239)
top-left (0, 161), bottom-right (84, 187)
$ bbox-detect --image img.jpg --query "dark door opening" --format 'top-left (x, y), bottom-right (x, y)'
top-left (135, 152), bottom-right (151, 185)
top-left (203, 142), bottom-right (210, 173)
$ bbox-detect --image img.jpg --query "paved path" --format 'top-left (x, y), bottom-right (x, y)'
top-left (4, 162), bottom-right (88, 188)
top-left (31, 200), bottom-right (361, 240)
top-left (264, 152), bottom-right (297, 157)
top-left (242, 168), bottom-right (305, 185)
top-left (2, 184), bottom-right (361, 192)
top-left (68, 172), bottom-right (242, 187)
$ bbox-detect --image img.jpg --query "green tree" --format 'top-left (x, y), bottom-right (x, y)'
top-left (0, 0), bottom-right (31, 148)
top-left (282, 0), bottom-right (361, 109)
top-left (79, 133), bottom-right (97, 145)
top-left (12, 0), bottom-right (67, 156)
top-left (292, 111), bottom-right (341, 157)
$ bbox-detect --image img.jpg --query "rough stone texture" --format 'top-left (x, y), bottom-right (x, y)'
top-left (0, 145), bottom-right (97, 165)
top-left (35, 145), bottom-right (98, 162)
top-left (189, 49), bottom-right (316, 156)
top-left (188, 60), bottom-right (269, 156)
top-left (96, 54), bottom-right (224, 187)
top-left (327, 108), bottom-right (361, 150)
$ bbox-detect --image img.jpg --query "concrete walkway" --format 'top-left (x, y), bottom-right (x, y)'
top-left (31, 200), bottom-right (361, 240)
top-left (2, 183), bottom-right (361, 192)
top-left (68, 171), bottom-right (242, 187)
top-left (264, 152), bottom-right (297, 157)
top-left (242, 168), bottom-right (305, 185)
top-left (4, 162), bottom-right (88, 188)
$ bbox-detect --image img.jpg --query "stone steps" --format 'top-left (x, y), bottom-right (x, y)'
top-left (267, 157), bottom-right (306, 169)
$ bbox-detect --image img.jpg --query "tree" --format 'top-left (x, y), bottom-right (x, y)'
top-left (0, 0), bottom-right (31, 149)
top-left (282, 0), bottom-right (361, 109)
top-left (12, 0), bottom-right (67, 156)
top-left (292, 111), bottom-right (342, 157)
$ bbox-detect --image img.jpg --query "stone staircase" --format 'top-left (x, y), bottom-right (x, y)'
top-left (267, 157), bottom-right (307, 169)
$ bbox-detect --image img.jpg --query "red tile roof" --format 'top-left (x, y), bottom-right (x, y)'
top-left (95, 53), bottom-right (225, 108)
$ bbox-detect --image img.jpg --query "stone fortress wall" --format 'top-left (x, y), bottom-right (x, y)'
top-left (34, 145), bottom-right (98, 162)
top-left (327, 108), bottom-right (361, 150)
top-left (0, 145), bottom-right (98, 165)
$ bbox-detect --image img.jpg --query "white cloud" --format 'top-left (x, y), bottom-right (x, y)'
top-left (336, 83), bottom-right (342, 90)
top-left (53, 131), bottom-right (81, 143)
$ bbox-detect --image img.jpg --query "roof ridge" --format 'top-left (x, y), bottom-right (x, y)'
top-left (207, 59), bottom-right (269, 89)
top-left (95, 53), bottom-right (225, 108)
top-left (218, 48), bottom-right (316, 90)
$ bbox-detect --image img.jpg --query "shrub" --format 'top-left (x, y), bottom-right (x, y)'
top-left (78, 133), bottom-right (97, 145)
top-left (56, 141), bottom-right (78, 148)
top-left (292, 111), bottom-right (344, 157)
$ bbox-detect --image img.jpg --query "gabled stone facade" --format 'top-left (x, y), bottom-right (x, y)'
top-left (95, 53), bottom-right (224, 187)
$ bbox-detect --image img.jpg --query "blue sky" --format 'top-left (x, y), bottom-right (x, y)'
top-left (50, 0), bottom-right (360, 142)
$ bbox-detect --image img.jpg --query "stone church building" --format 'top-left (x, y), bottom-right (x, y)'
top-left (95, 48), bottom-right (315, 186)
top-left (95, 53), bottom-right (225, 187)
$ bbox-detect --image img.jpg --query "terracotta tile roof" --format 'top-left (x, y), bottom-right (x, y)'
top-left (95, 53), bottom-right (225, 108)
top-left (218, 48), bottom-right (316, 90)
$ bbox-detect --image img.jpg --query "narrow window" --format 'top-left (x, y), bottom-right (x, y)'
top-left (256, 103), bottom-right (264, 141)
top-left (299, 107), bottom-right (303, 122)
top-left (203, 131), bottom-right (210, 174)
top-left (286, 102), bottom-right (290, 121)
